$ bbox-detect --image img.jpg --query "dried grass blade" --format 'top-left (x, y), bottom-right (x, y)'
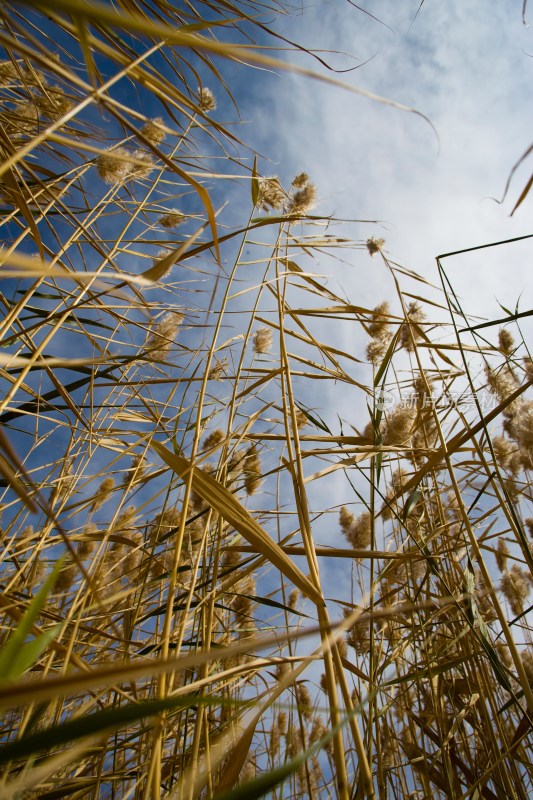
top-left (152, 441), bottom-right (324, 605)
top-left (212, 715), bottom-right (258, 794)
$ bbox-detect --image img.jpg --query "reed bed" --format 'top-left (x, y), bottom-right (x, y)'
top-left (0, 2), bottom-right (531, 799)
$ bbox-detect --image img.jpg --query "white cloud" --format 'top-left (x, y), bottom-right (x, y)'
top-left (246, 0), bottom-right (532, 311)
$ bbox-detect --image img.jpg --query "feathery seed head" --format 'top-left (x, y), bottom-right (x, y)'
top-left (150, 248), bottom-right (174, 280)
top-left (20, 525), bottom-right (34, 543)
top-left (366, 237), bottom-right (385, 256)
top-left (123, 453), bottom-right (146, 487)
top-left (253, 326), bottom-right (273, 355)
top-left (96, 147), bottom-right (131, 184)
top-left (296, 683), bottom-right (313, 721)
top-left (295, 408), bottom-right (308, 429)
top-left (287, 182), bottom-right (317, 216)
top-left (344, 608), bottom-right (371, 655)
top-left (317, 711), bottom-right (332, 754)
top-left (495, 538), bottom-right (509, 573)
top-left (56, 562), bottom-right (77, 594)
top-left (91, 476), bottom-right (115, 511)
top-left (222, 548), bottom-right (241, 570)
top-left (336, 636), bottom-right (347, 659)
top-left (291, 172), bottom-right (309, 188)
top-left (28, 560), bottom-right (45, 589)
top-left (270, 719), bottom-right (280, 756)
top-left (503, 474), bottom-right (520, 502)
top-left (201, 429), bottom-right (225, 451)
top-left (233, 574), bottom-right (256, 617)
top-left (35, 86), bottom-right (73, 120)
top-left (243, 447), bottom-right (262, 495)
top-left (288, 589), bottom-right (299, 609)
top-left (341, 506), bottom-right (373, 551)
top-left (113, 505), bottom-right (137, 534)
top-left (149, 508), bottom-right (181, 544)
top-left (189, 464), bottom-right (215, 514)
top-left (381, 728), bottom-right (395, 770)
top-left (256, 177), bottom-right (285, 211)
top-left (158, 210), bottom-right (185, 228)
top-left (208, 357), bottom-right (228, 380)
top-left (277, 711), bottom-right (287, 735)
top-left (510, 450), bottom-right (525, 475)
top-left (228, 450), bottom-right (245, 483)
top-left (150, 549), bottom-right (174, 579)
top-left (523, 649), bottom-right (533, 684)
top-left (123, 530), bottom-right (144, 573)
top-left (365, 337), bottom-right (388, 364)
top-left (141, 117), bottom-right (166, 145)
top-left (51, 458), bottom-right (75, 504)
top-left (367, 301), bottom-right (391, 339)
top-left (498, 327), bottom-right (515, 355)
top-left (349, 511), bottom-right (372, 552)
top-left (239, 754), bottom-right (256, 784)
top-left (127, 149), bottom-right (154, 181)
top-left (146, 311), bottom-right (183, 361)
top-left (153, 247), bottom-right (172, 262)
top-left (6, 102), bottom-right (40, 138)
top-left (412, 374), bottom-right (435, 409)
top-left (495, 642), bottom-right (512, 668)
top-left (197, 86), bottom-right (216, 112)
top-left (508, 399), bottom-right (533, 454)
top-left (25, 65), bottom-right (47, 88)
top-left (276, 661), bottom-right (289, 681)
top-left (77, 523), bottom-right (97, 559)
top-left (383, 404), bottom-right (417, 446)
top-left (400, 302), bottom-right (426, 351)
top-left (492, 435), bottom-right (516, 471)
top-left (339, 505), bottom-right (354, 541)
top-left (501, 564), bottom-right (530, 616)
top-left (485, 364), bottom-right (519, 403)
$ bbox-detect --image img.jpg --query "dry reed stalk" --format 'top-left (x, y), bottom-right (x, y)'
top-left (0, 3), bottom-right (530, 800)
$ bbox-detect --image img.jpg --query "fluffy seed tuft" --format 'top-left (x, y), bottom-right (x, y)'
top-left (366, 237), bottom-right (385, 256)
top-left (400, 302), bottom-right (426, 351)
top-left (339, 507), bottom-right (371, 553)
top-left (287, 181), bottom-right (317, 216)
top-left (292, 172), bottom-right (309, 187)
top-left (141, 117), bottom-right (166, 145)
top-left (91, 477), bottom-right (115, 511)
top-left (243, 447), bottom-right (262, 495)
top-left (382, 405), bottom-right (417, 446)
top-left (498, 328), bottom-right (515, 355)
top-left (495, 538), bottom-right (509, 573)
top-left (96, 147), bottom-right (131, 184)
top-left (501, 565), bottom-right (530, 616)
top-left (198, 86), bottom-right (216, 112)
top-left (253, 326), bottom-right (273, 355)
top-left (201, 429), bottom-right (225, 451)
top-left (208, 357), bottom-right (228, 380)
top-left (256, 177), bottom-right (285, 211)
top-left (146, 312), bottom-right (183, 361)
top-left (158, 210), bottom-right (185, 228)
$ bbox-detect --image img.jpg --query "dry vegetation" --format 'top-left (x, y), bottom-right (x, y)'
top-left (0, 2), bottom-right (531, 799)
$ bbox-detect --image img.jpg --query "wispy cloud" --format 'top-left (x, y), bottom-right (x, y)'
top-left (243, 1), bottom-right (532, 310)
